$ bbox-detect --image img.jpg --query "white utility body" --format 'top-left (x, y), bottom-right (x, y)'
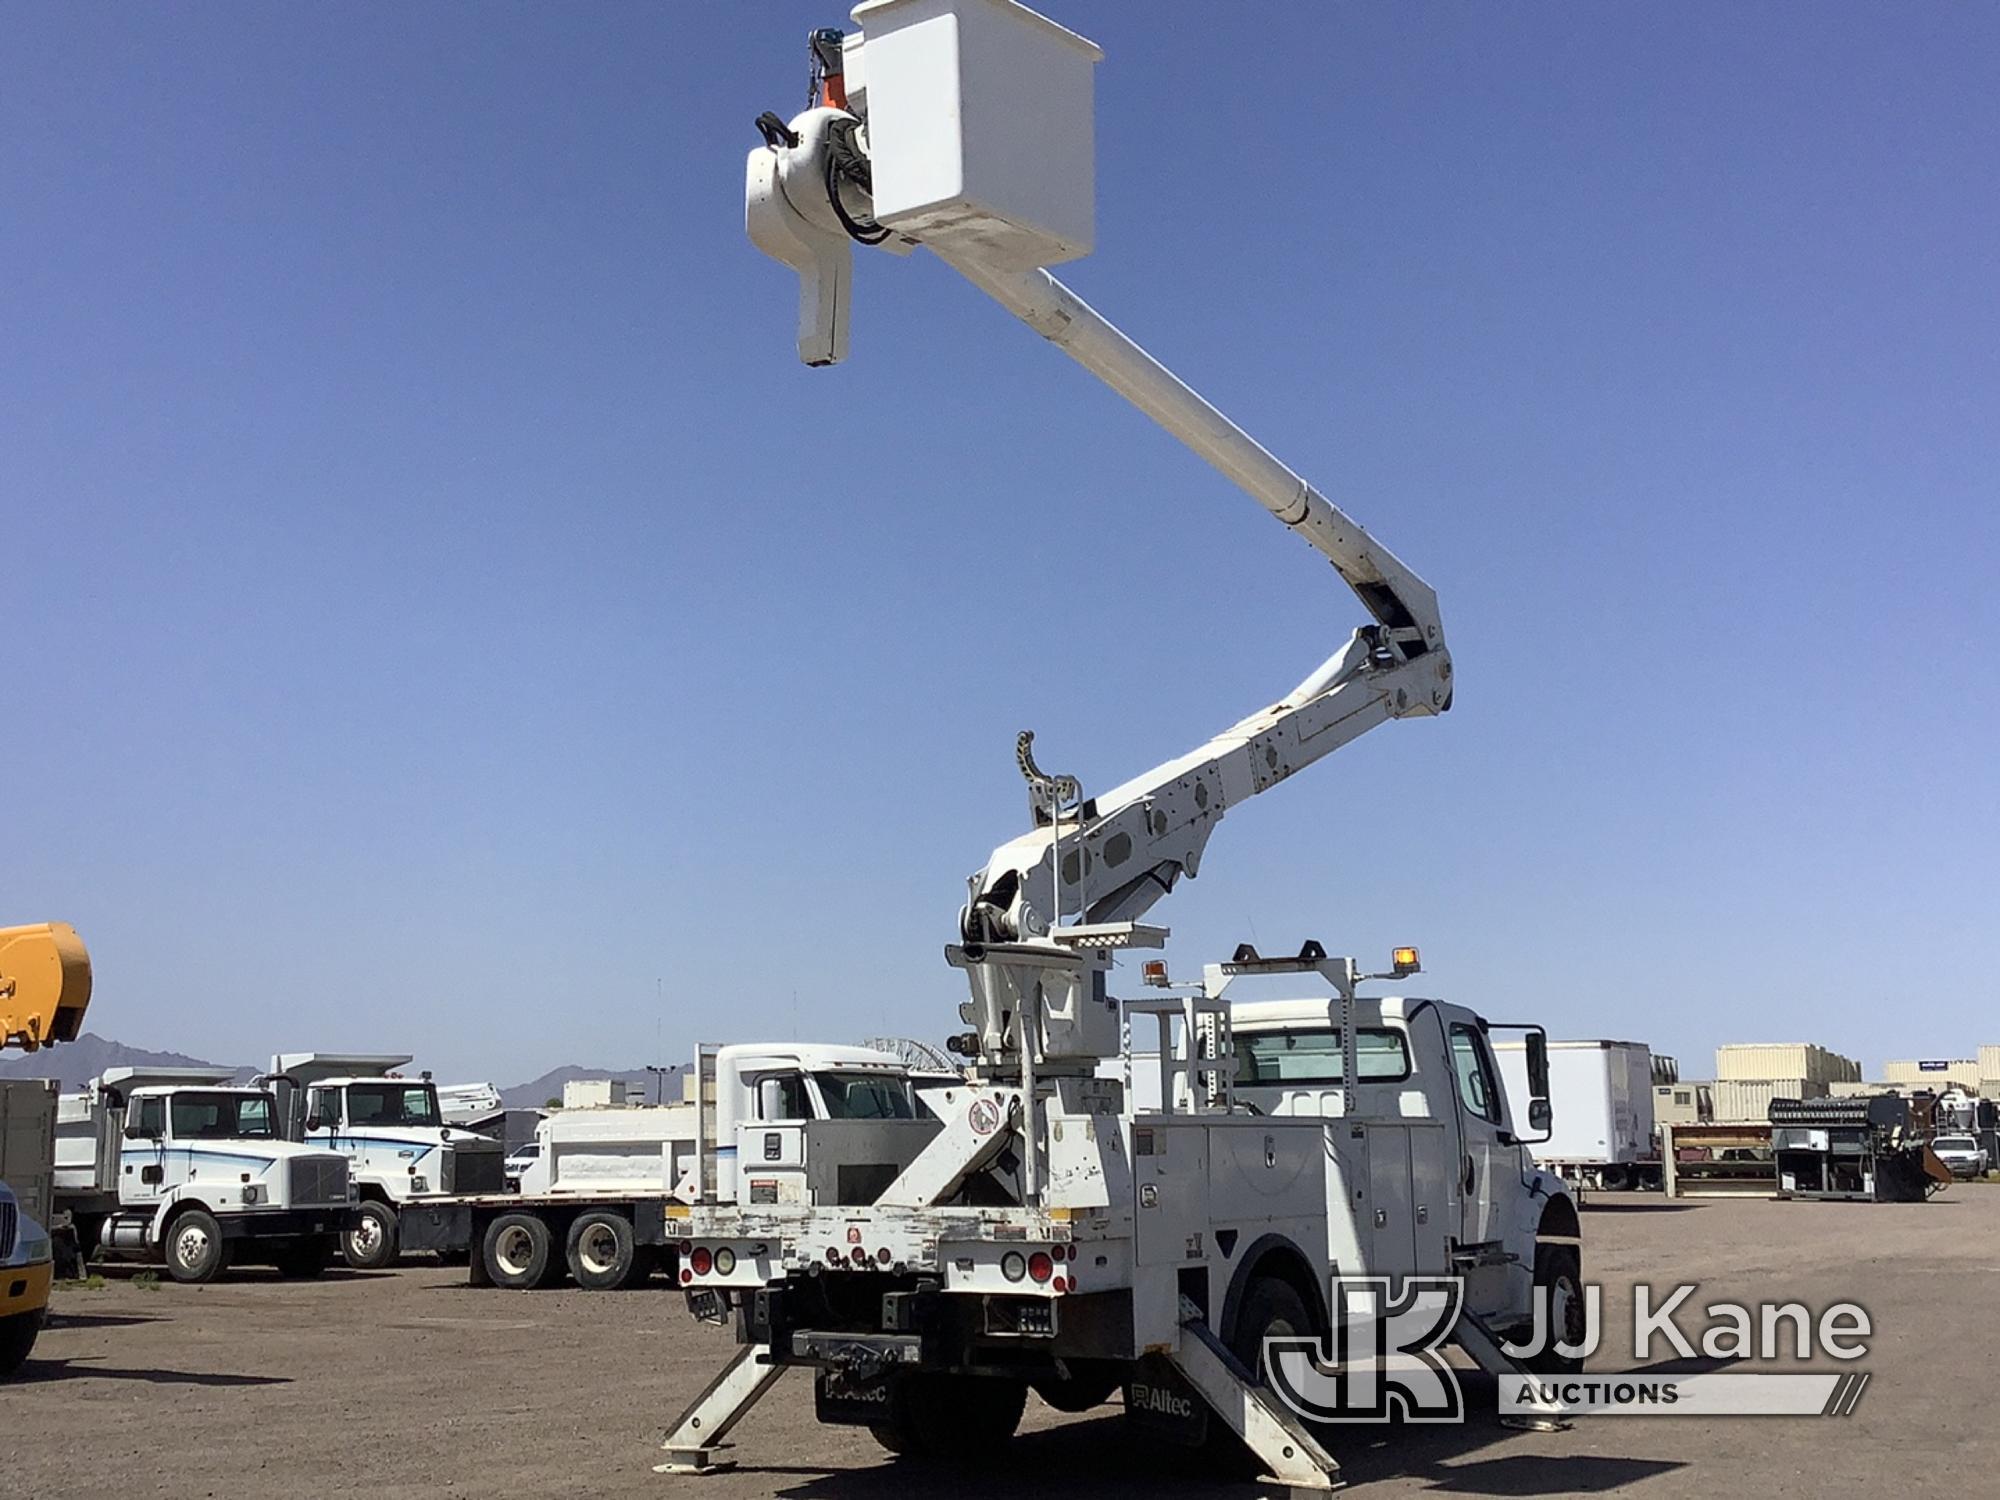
top-left (265, 1052), bottom-right (506, 1269)
top-left (53, 1067), bottom-right (355, 1283)
top-left (399, 1043), bottom-right (943, 1292)
top-left (656, 5), bottom-right (1581, 1489)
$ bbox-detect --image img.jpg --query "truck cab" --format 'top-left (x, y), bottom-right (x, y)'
top-left (55, 1068), bottom-right (355, 1283)
top-left (1227, 994), bottom-right (1571, 1329)
top-left (267, 1053), bottom-right (505, 1269)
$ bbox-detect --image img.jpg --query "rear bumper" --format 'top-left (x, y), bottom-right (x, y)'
top-left (220, 1208), bottom-right (358, 1242)
top-left (1, 1261), bottom-right (52, 1318)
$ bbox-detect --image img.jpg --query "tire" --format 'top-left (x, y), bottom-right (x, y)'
top-left (1526, 1242), bottom-right (1586, 1374)
top-left (0, 1308), bottom-right (42, 1379)
top-left (482, 1212), bottom-right (557, 1290)
top-left (1031, 1359), bottom-right (1125, 1413)
top-left (52, 1230), bottom-right (82, 1283)
top-left (342, 1201), bottom-right (400, 1271)
top-left (165, 1209), bottom-right (229, 1284)
top-left (276, 1239), bottom-right (333, 1280)
top-left (565, 1211), bottom-right (643, 1291)
top-left (869, 1375), bottom-right (1027, 1459)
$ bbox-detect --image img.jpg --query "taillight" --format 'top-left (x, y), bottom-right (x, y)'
top-left (1028, 1251), bottom-right (1053, 1284)
top-left (690, 1246), bottom-right (714, 1276)
top-left (850, 1244), bottom-right (868, 1264)
top-left (1000, 1251), bottom-right (1026, 1282)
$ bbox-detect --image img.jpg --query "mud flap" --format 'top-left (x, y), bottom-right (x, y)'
top-left (813, 1368), bottom-right (897, 1427)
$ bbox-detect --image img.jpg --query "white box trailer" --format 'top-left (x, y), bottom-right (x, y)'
top-left (1496, 1039), bottom-right (1660, 1190)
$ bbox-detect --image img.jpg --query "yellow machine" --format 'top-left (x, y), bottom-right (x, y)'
top-left (1, 923), bottom-right (93, 1052)
top-left (1, 922), bottom-right (92, 1378)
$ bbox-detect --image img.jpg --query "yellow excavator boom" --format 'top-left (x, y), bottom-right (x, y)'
top-left (0, 922), bottom-right (93, 1051)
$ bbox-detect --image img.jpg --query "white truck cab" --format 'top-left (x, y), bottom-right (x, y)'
top-left (267, 1053), bottom-right (505, 1269)
top-left (54, 1067), bottom-right (355, 1283)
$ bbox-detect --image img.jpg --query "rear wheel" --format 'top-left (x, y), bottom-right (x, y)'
top-left (0, 1308), bottom-right (42, 1378)
top-left (1526, 1242), bottom-right (1586, 1374)
top-left (1206, 1275), bottom-right (1314, 1470)
top-left (165, 1209), bottom-right (229, 1284)
top-left (869, 1374), bottom-right (1026, 1458)
top-left (565, 1211), bottom-right (645, 1290)
top-left (483, 1212), bottom-right (557, 1290)
top-left (342, 1201), bottom-right (399, 1271)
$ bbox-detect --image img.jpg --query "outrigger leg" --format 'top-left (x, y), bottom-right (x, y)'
top-left (1167, 1300), bottom-right (1344, 1493)
top-left (654, 1342), bottom-right (788, 1475)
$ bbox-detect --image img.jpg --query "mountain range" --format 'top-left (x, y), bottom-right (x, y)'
top-left (0, 1032), bottom-right (684, 1107)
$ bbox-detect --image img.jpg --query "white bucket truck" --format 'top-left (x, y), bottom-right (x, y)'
top-left (652, 8), bottom-right (1582, 1486)
top-left (265, 1053), bottom-right (505, 1269)
top-left (54, 1067), bottom-right (355, 1283)
top-left (400, 1042), bottom-right (940, 1290)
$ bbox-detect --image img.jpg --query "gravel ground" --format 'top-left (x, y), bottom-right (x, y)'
top-left (4, 1190), bottom-right (1992, 1497)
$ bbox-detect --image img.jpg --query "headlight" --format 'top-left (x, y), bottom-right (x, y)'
top-left (17, 1233), bottom-right (51, 1266)
top-left (242, 1184), bottom-right (263, 1205)
top-left (410, 1176), bottom-right (428, 1193)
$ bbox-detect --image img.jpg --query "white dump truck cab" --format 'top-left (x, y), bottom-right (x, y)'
top-left (267, 1053), bottom-right (506, 1269)
top-left (55, 1068), bottom-right (355, 1284)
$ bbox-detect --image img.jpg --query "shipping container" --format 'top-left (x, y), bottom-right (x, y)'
top-left (1654, 1080), bottom-right (1712, 1125)
top-left (1881, 1059), bottom-right (1980, 1090)
top-left (1713, 1077), bottom-right (1828, 1123)
top-left (1714, 1043), bottom-right (1860, 1085)
top-left (1979, 1044), bottom-right (2000, 1082)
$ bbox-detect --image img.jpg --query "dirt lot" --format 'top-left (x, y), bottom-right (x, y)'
top-left (5, 1190), bottom-right (1994, 1498)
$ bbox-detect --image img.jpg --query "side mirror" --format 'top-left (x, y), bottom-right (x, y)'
top-left (1526, 1030), bottom-right (1550, 1101)
top-left (1529, 1098), bottom-right (1553, 1133)
top-left (123, 1123), bottom-right (157, 1141)
top-left (305, 1115), bottom-right (326, 1133)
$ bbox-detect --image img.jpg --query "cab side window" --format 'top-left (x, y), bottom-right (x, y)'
top-left (134, 1096), bottom-right (165, 1137)
top-left (307, 1088), bottom-right (339, 1129)
top-left (1449, 1024), bottom-right (1503, 1125)
top-left (754, 1072), bottom-right (809, 1121)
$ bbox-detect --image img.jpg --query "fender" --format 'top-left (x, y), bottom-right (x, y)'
top-left (1216, 1233), bottom-right (1329, 1348)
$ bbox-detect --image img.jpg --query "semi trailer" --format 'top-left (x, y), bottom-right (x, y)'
top-left (649, 7), bottom-right (1579, 1488)
top-left (1495, 1039), bottom-right (1665, 1191)
top-left (399, 1042), bottom-right (938, 1290)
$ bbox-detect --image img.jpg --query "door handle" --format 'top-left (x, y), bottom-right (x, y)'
top-left (1462, 1155), bottom-right (1476, 1195)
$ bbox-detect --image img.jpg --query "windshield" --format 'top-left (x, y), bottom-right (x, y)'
top-left (345, 1083), bottom-right (442, 1128)
top-left (813, 1071), bottom-right (917, 1120)
top-left (170, 1092), bottom-right (276, 1140)
top-left (1935, 1136), bottom-right (1975, 1150)
top-left (1234, 1027), bottom-right (1412, 1086)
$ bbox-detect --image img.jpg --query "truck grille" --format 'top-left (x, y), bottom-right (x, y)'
top-left (288, 1156), bottom-right (350, 1207)
top-left (443, 1143), bottom-right (504, 1196)
top-left (0, 1200), bottom-right (15, 1259)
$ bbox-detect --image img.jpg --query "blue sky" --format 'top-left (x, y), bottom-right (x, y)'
top-left (6, 4), bottom-right (1995, 1086)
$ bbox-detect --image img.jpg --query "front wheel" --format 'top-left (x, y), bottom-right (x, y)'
top-left (870, 1375), bottom-right (1026, 1458)
top-left (1526, 1242), bottom-right (1587, 1374)
top-left (165, 1209), bottom-right (229, 1284)
top-left (342, 1201), bottom-right (400, 1270)
top-left (0, 1309), bottom-right (43, 1378)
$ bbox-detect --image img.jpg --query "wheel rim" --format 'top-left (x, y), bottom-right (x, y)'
top-left (495, 1226), bottom-right (535, 1277)
top-left (579, 1224), bottom-right (617, 1276)
top-left (351, 1214), bottom-right (381, 1255)
top-left (175, 1223), bottom-right (210, 1269)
